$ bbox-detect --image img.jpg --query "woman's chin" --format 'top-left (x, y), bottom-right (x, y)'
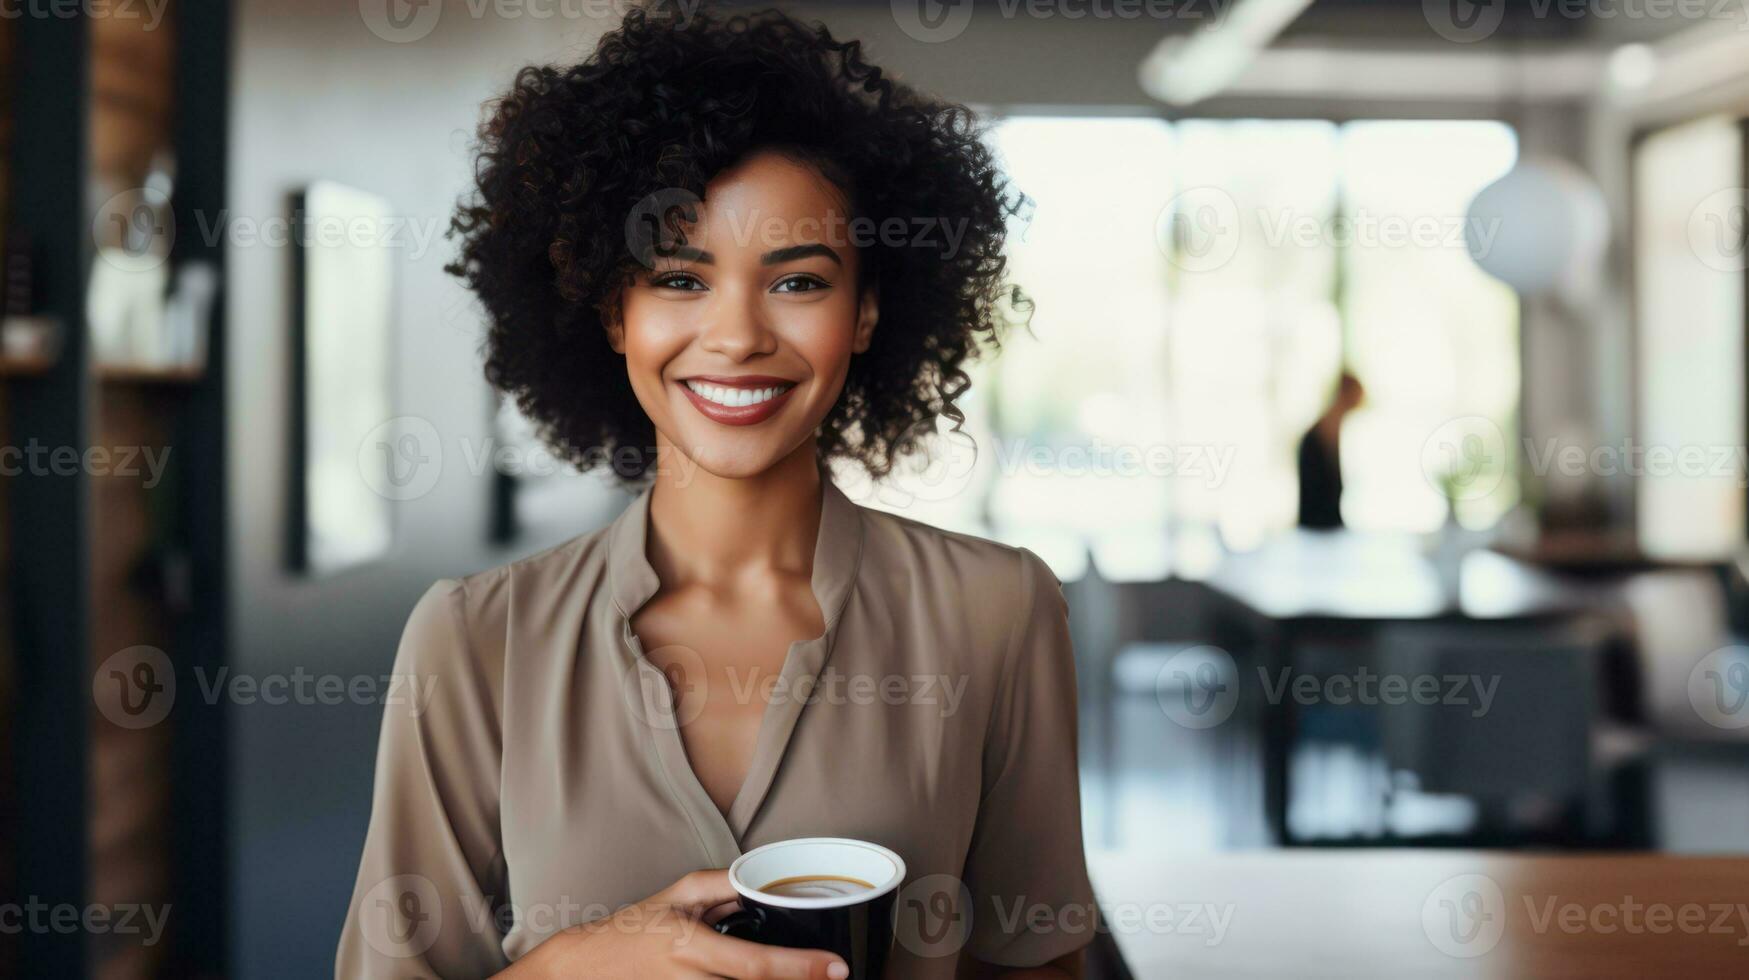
top-left (661, 436), bottom-right (803, 483)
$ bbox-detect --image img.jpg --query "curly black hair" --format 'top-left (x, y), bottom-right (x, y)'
top-left (445, 2), bottom-right (1029, 481)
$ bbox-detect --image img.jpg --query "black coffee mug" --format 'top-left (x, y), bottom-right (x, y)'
top-left (715, 837), bottom-right (906, 980)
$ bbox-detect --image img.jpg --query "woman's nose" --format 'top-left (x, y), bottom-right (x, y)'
top-left (697, 289), bottom-right (778, 360)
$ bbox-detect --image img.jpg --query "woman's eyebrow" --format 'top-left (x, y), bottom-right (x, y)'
top-left (651, 244), bottom-right (712, 264)
top-left (761, 243), bottom-right (841, 266)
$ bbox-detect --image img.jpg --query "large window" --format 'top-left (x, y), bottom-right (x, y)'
top-left (858, 117), bottom-right (1521, 577)
top-left (1634, 115), bottom-right (1746, 560)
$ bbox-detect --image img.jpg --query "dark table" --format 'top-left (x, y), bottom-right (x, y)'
top-left (1200, 530), bottom-right (1625, 845)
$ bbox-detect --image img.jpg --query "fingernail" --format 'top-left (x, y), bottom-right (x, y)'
top-left (827, 962), bottom-right (849, 979)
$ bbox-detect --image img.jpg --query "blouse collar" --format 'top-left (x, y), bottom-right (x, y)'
top-left (606, 461), bottom-right (866, 627)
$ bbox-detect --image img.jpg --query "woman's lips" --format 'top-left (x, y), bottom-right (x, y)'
top-left (678, 377), bottom-right (798, 426)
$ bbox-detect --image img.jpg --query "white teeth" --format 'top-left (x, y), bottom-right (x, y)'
top-left (685, 380), bottom-right (790, 408)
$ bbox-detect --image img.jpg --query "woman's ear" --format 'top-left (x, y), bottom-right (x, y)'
top-left (603, 293), bottom-right (626, 354)
top-left (852, 285), bottom-right (879, 354)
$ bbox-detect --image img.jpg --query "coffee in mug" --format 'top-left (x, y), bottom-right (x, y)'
top-left (760, 875), bottom-right (876, 900)
top-left (715, 837), bottom-right (906, 979)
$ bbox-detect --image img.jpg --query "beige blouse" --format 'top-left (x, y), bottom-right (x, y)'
top-left (335, 470), bottom-right (1096, 978)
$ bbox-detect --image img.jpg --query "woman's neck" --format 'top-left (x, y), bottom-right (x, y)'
top-left (644, 442), bottom-right (824, 590)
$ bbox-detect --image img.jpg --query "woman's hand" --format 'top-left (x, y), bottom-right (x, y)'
top-left (499, 870), bottom-right (849, 979)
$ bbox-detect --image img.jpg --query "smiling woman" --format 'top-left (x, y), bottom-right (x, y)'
top-left (335, 5), bottom-right (1093, 980)
top-left (608, 151), bottom-right (880, 478)
top-left (444, 5), bottom-right (1029, 484)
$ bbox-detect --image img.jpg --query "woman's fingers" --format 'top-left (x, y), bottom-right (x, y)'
top-left (673, 928), bottom-right (848, 980)
top-left (652, 869), bottom-right (848, 979)
top-left (657, 869), bottom-right (740, 915)
top-left (701, 898), bottom-right (743, 926)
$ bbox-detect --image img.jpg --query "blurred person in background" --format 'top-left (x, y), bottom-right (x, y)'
top-left (1297, 371), bottom-right (1365, 531)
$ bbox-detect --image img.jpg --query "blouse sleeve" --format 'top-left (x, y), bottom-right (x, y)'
top-left (961, 548), bottom-right (1099, 967)
top-left (336, 579), bottom-right (511, 979)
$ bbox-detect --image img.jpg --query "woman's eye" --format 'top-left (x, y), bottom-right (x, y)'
top-left (651, 272), bottom-right (705, 291)
top-left (773, 274), bottom-right (830, 294)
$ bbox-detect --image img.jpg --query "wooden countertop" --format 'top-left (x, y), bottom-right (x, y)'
top-left (1087, 850), bottom-right (1749, 978)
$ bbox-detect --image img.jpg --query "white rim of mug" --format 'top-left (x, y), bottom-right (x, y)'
top-left (727, 837), bottom-right (908, 910)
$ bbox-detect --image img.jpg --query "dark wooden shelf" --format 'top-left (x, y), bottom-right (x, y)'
top-left (94, 363), bottom-right (205, 384)
top-left (0, 354), bottom-right (55, 376)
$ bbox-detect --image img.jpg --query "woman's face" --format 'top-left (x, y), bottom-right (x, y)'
top-left (609, 150), bottom-right (878, 481)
